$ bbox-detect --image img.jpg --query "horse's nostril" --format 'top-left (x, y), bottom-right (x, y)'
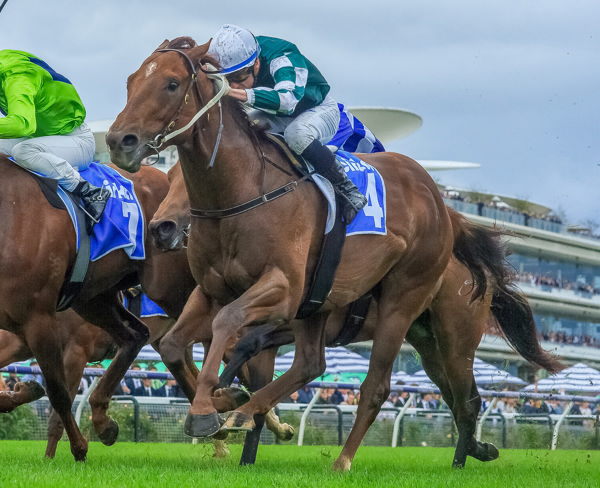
top-left (122, 134), bottom-right (139, 149)
top-left (149, 220), bottom-right (177, 245)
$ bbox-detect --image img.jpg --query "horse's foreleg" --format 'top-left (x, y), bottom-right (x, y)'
top-left (187, 269), bottom-right (293, 438)
top-left (25, 316), bottom-right (88, 462)
top-left (45, 343), bottom-right (88, 458)
top-left (0, 331), bottom-right (39, 411)
top-left (79, 296), bottom-right (149, 446)
top-left (0, 381), bottom-right (45, 412)
top-left (159, 287), bottom-right (212, 402)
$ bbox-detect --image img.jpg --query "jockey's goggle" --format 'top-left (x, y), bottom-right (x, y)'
top-left (225, 64), bottom-right (255, 85)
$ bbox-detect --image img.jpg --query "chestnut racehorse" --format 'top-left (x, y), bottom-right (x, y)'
top-left (150, 161), bottom-right (563, 468)
top-left (106, 37), bottom-right (557, 470)
top-left (0, 157), bottom-right (179, 461)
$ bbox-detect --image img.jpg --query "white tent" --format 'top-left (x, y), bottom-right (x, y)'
top-left (522, 362), bottom-right (600, 394)
top-left (135, 344), bottom-right (205, 363)
top-left (390, 370), bottom-right (416, 385)
top-left (274, 347), bottom-right (370, 376)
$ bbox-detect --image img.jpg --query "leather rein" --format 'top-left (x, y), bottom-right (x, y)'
top-left (148, 47), bottom-right (307, 220)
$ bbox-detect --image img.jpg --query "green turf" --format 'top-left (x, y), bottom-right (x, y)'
top-left (0, 442), bottom-right (598, 488)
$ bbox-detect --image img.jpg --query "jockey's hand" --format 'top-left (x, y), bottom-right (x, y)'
top-left (227, 88), bottom-right (248, 102)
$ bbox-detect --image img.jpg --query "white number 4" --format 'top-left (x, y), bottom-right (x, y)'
top-left (362, 172), bottom-right (383, 228)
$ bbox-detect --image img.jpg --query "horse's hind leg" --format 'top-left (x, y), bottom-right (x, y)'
top-left (76, 294), bottom-right (149, 446)
top-left (426, 272), bottom-right (499, 468)
top-left (24, 316), bottom-right (88, 461)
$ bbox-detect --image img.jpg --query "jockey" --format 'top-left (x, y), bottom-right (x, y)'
top-left (207, 24), bottom-right (368, 224)
top-left (0, 49), bottom-right (111, 232)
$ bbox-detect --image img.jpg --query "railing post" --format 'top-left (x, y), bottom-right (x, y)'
top-left (392, 392), bottom-right (416, 447)
top-left (476, 397), bottom-right (497, 441)
top-left (75, 376), bottom-right (100, 427)
top-left (298, 388), bottom-right (321, 446)
top-left (551, 401), bottom-right (573, 450)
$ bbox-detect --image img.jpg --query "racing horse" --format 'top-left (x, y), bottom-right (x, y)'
top-left (0, 309), bottom-right (175, 457)
top-left (0, 157), bottom-right (185, 461)
top-left (106, 36), bottom-right (460, 470)
top-left (150, 161), bottom-right (563, 468)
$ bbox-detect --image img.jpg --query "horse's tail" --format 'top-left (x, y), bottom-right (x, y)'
top-left (448, 207), bottom-right (564, 374)
top-left (490, 286), bottom-right (564, 374)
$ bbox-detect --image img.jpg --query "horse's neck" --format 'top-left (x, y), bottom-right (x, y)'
top-left (177, 113), bottom-right (275, 210)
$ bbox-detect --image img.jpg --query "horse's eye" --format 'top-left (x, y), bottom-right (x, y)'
top-left (167, 81), bottom-right (179, 92)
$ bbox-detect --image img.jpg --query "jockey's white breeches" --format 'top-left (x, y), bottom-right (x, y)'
top-left (0, 122), bottom-right (95, 191)
top-left (248, 95), bottom-right (340, 155)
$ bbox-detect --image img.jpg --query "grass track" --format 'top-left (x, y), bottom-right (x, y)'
top-left (0, 441), bottom-right (599, 488)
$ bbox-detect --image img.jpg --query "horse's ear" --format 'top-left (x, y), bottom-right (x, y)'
top-left (193, 40), bottom-right (211, 56)
top-left (156, 39), bottom-right (170, 50)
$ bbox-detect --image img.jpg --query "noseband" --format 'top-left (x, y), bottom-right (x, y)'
top-left (146, 48), bottom-right (227, 167)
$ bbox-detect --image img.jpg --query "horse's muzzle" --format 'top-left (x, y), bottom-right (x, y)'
top-left (148, 219), bottom-right (184, 251)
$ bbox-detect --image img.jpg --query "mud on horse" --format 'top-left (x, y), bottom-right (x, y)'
top-left (150, 162), bottom-right (563, 469)
top-left (107, 36), bottom-right (457, 470)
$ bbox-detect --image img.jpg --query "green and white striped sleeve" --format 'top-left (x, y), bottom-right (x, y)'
top-left (247, 53), bottom-right (308, 115)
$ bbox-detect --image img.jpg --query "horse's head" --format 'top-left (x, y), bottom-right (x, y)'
top-left (148, 161), bottom-right (190, 251)
top-left (106, 37), bottom-right (216, 173)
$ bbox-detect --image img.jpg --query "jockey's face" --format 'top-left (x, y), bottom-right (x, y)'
top-left (228, 59), bottom-right (259, 89)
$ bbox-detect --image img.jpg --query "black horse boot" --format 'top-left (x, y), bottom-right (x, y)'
top-left (72, 180), bottom-right (111, 233)
top-left (301, 140), bottom-right (367, 224)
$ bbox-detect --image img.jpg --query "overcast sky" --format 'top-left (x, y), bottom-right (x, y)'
top-left (2, 1), bottom-right (598, 226)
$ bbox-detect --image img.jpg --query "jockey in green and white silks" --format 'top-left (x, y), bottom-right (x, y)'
top-left (0, 49), bottom-right (110, 230)
top-left (207, 25), bottom-right (368, 224)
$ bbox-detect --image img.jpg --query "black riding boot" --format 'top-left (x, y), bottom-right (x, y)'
top-left (72, 180), bottom-right (111, 233)
top-left (301, 140), bottom-right (367, 224)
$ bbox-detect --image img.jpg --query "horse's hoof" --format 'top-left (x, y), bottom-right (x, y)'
top-left (212, 387), bottom-right (251, 412)
top-left (452, 458), bottom-right (466, 469)
top-left (15, 381), bottom-right (45, 402)
top-left (332, 455), bottom-right (352, 472)
top-left (72, 448), bottom-right (88, 462)
top-left (275, 423), bottom-right (295, 441)
top-left (222, 410), bottom-right (254, 431)
top-left (71, 439), bottom-right (88, 462)
top-left (184, 412), bottom-right (221, 438)
top-left (212, 439), bottom-right (230, 458)
top-left (475, 442), bottom-right (499, 462)
top-left (97, 417), bottom-right (119, 446)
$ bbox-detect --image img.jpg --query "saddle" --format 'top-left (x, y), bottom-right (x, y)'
top-left (266, 134), bottom-right (372, 343)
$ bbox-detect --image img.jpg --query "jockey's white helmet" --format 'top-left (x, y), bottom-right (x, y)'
top-left (207, 24), bottom-right (260, 74)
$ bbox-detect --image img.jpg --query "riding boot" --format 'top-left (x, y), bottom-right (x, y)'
top-left (72, 180), bottom-right (111, 233)
top-left (301, 140), bottom-right (367, 224)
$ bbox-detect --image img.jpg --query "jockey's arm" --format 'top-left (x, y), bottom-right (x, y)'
top-left (0, 74), bottom-right (39, 138)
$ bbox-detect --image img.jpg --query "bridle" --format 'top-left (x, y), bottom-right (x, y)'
top-left (146, 47), bottom-right (308, 220)
top-left (146, 48), bottom-right (227, 168)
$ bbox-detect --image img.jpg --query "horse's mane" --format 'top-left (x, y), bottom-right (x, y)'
top-left (166, 36), bottom-right (198, 50)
